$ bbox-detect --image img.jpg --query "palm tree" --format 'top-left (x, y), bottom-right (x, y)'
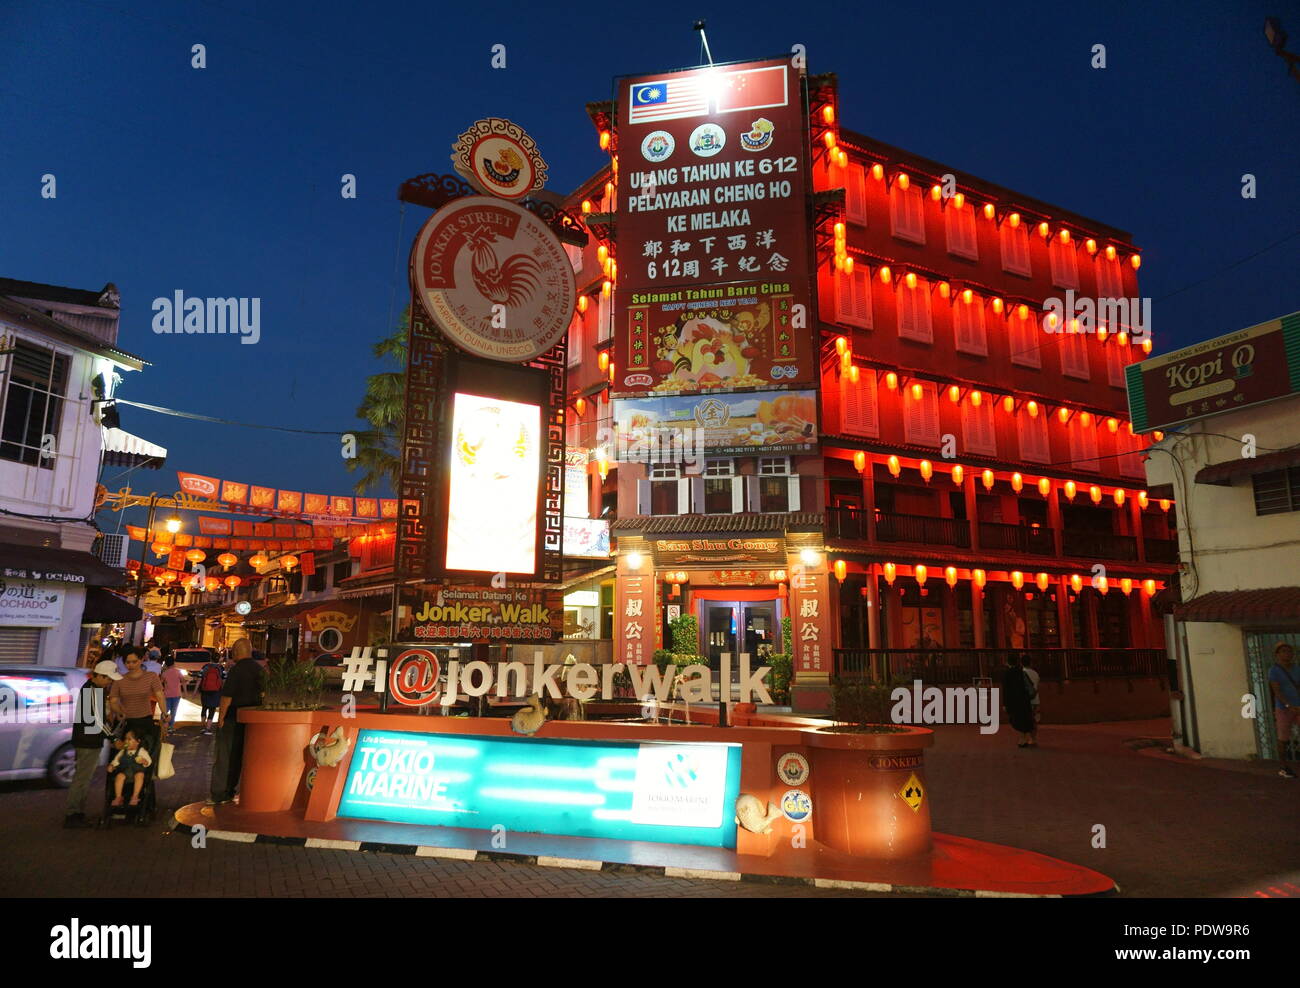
top-left (347, 310), bottom-right (408, 495)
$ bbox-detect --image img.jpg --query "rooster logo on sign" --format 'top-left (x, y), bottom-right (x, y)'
top-left (461, 225), bottom-right (542, 307)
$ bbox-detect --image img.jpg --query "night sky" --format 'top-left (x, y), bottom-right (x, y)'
top-left (2, 0), bottom-right (1296, 534)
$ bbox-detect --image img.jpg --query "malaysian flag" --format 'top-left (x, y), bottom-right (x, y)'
top-left (628, 76), bottom-right (711, 123)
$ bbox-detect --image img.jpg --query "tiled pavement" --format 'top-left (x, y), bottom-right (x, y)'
top-left (2, 704), bottom-right (1297, 898)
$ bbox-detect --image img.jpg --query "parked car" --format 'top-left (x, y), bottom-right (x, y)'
top-left (0, 665), bottom-right (98, 787)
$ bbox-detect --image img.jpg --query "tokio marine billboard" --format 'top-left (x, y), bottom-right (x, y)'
top-left (614, 58), bottom-right (814, 398)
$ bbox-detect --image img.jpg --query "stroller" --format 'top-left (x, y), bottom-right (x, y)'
top-left (99, 719), bottom-right (163, 828)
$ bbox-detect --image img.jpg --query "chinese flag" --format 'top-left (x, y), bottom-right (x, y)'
top-left (278, 490), bottom-right (302, 513)
top-left (167, 549), bottom-right (186, 571)
top-left (380, 499), bottom-right (398, 518)
top-left (715, 64), bottom-right (788, 112)
top-left (331, 496), bottom-right (353, 516)
top-left (250, 486), bottom-right (275, 509)
top-left (355, 497), bottom-right (378, 517)
top-left (305, 493), bottom-right (329, 514)
top-left (222, 480), bottom-right (249, 505)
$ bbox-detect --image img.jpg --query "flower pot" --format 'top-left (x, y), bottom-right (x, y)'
top-left (238, 709), bottom-right (317, 813)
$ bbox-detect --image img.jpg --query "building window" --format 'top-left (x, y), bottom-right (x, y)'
top-left (597, 292), bottom-right (611, 342)
top-left (1096, 255), bottom-right (1123, 299)
top-left (839, 367), bottom-right (879, 438)
top-left (944, 200), bottom-right (978, 260)
top-left (844, 165), bottom-right (868, 225)
top-left (757, 457), bottom-right (796, 513)
top-left (1068, 420), bottom-right (1100, 471)
top-left (650, 463), bottom-right (681, 515)
top-left (332, 561), bottom-right (350, 586)
top-left (1019, 413), bottom-right (1050, 464)
top-left (1061, 329), bottom-right (1091, 380)
top-left (897, 277), bottom-right (933, 343)
top-left (1107, 343), bottom-right (1128, 387)
top-left (567, 312), bottom-right (583, 368)
top-left (703, 459), bottom-right (737, 514)
top-left (999, 221), bottom-right (1032, 277)
top-left (0, 339), bottom-right (69, 469)
top-left (1117, 437), bottom-right (1147, 478)
top-left (1009, 306), bottom-right (1041, 368)
top-left (833, 267), bottom-right (872, 329)
top-left (889, 183), bottom-right (926, 244)
top-left (1049, 239), bottom-right (1079, 289)
top-left (953, 295), bottom-right (987, 355)
top-left (903, 381), bottom-right (940, 447)
top-left (961, 400), bottom-right (997, 456)
top-left (307, 570), bottom-right (326, 593)
top-left (1253, 468), bottom-right (1300, 516)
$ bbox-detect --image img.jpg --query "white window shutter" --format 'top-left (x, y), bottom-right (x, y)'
top-left (597, 293), bottom-right (611, 341)
top-left (1097, 257), bottom-right (1122, 299)
top-left (1050, 240), bottom-right (1078, 289)
top-left (1019, 415), bottom-right (1049, 464)
top-left (841, 367), bottom-right (879, 437)
top-left (637, 478), bottom-right (650, 515)
top-left (853, 269), bottom-right (872, 328)
top-left (787, 474), bottom-right (801, 510)
top-left (678, 477), bottom-right (691, 514)
top-left (945, 204), bottom-right (977, 260)
top-left (1010, 311), bottom-right (1041, 368)
top-left (962, 402), bottom-right (996, 456)
top-left (846, 166), bottom-right (867, 225)
top-left (835, 270), bottom-right (853, 325)
top-left (567, 313), bottom-right (583, 367)
top-left (1108, 344), bottom-right (1126, 387)
top-left (1062, 332), bottom-right (1090, 380)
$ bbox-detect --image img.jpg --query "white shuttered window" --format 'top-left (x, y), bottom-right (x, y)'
top-left (889, 184), bottom-right (926, 244)
top-left (834, 268), bottom-right (873, 329)
top-left (1019, 413), bottom-right (1051, 464)
top-left (903, 381), bottom-right (941, 447)
top-left (1096, 256), bottom-right (1123, 299)
top-left (1009, 308), bottom-right (1041, 368)
top-left (897, 279), bottom-right (933, 343)
top-left (953, 297), bottom-right (987, 355)
top-left (840, 367), bottom-right (879, 438)
top-left (1049, 239), bottom-right (1079, 289)
top-left (961, 400), bottom-right (997, 456)
top-left (1000, 222), bottom-right (1032, 276)
top-left (1068, 421), bottom-right (1100, 471)
top-left (1061, 330), bottom-right (1090, 380)
top-left (945, 201), bottom-right (978, 259)
top-left (845, 166), bottom-right (868, 225)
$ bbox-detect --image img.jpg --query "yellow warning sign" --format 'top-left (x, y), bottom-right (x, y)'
top-left (899, 772), bottom-right (925, 812)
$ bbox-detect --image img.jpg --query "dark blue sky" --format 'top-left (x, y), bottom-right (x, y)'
top-left (3, 0), bottom-right (1297, 532)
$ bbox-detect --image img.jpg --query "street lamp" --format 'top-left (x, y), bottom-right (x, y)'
top-left (164, 514), bottom-right (182, 534)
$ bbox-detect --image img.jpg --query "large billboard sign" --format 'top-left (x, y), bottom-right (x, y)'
top-left (337, 730), bottom-right (743, 848)
top-left (1127, 313), bottom-right (1300, 433)
top-left (616, 389), bottom-right (817, 456)
top-left (614, 58), bottom-right (813, 397)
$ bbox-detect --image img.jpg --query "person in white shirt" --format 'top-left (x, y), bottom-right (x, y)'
top-left (1023, 654), bottom-right (1041, 746)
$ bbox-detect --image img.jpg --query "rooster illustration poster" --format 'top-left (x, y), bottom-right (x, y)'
top-left (444, 392), bottom-right (541, 574)
top-left (411, 196), bottom-right (576, 362)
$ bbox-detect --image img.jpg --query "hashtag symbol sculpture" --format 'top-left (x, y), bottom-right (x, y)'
top-left (340, 646), bottom-right (375, 693)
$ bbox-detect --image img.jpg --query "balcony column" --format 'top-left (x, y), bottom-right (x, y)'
top-left (971, 579), bottom-right (986, 649)
top-left (1048, 490), bottom-right (1064, 557)
top-left (1130, 498), bottom-right (1147, 563)
top-left (860, 459), bottom-right (877, 543)
top-left (963, 472), bottom-right (980, 552)
top-left (866, 566), bottom-right (882, 649)
top-left (1056, 575), bottom-right (1074, 649)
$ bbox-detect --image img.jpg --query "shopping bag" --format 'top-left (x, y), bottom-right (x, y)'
top-left (156, 741), bottom-right (176, 780)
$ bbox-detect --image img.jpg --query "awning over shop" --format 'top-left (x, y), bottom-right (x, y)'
top-left (245, 599), bottom-right (322, 624)
top-left (1173, 586), bottom-right (1300, 623)
top-left (612, 511), bottom-right (823, 536)
top-left (0, 544), bottom-right (127, 585)
top-left (559, 564), bottom-right (614, 591)
top-left (1196, 447), bottom-right (1300, 486)
top-left (81, 587), bottom-right (143, 624)
top-left (101, 427), bottom-right (168, 469)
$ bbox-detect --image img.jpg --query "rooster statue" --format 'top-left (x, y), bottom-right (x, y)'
top-left (461, 225), bottom-right (542, 307)
top-left (511, 694), bottom-right (547, 736)
top-left (735, 794), bottom-right (784, 835)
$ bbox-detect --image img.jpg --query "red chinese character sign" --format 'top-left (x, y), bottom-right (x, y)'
top-left (790, 564), bottom-right (831, 675)
top-left (614, 58), bottom-right (815, 397)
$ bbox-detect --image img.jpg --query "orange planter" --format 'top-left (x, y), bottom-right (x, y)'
top-left (236, 709), bottom-right (317, 813)
top-left (807, 727), bottom-right (934, 859)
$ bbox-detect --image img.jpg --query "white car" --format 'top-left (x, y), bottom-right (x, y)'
top-left (0, 665), bottom-right (98, 787)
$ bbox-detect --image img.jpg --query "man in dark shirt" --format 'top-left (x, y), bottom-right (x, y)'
top-left (65, 661), bottom-right (120, 827)
top-left (208, 638), bottom-right (264, 804)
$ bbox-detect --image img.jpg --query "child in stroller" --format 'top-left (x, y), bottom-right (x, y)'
top-left (101, 720), bottom-right (162, 827)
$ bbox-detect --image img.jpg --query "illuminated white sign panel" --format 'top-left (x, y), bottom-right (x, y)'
top-left (444, 392), bottom-right (541, 574)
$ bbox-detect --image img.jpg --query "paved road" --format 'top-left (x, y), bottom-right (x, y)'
top-left (2, 704), bottom-right (1296, 897)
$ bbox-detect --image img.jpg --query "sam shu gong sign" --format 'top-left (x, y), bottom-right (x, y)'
top-left (1127, 312), bottom-right (1300, 432)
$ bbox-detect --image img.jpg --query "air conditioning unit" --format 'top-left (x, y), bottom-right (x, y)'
top-left (94, 533), bottom-right (130, 568)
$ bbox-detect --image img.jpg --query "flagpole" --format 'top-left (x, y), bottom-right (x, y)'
top-left (693, 20), bottom-right (714, 66)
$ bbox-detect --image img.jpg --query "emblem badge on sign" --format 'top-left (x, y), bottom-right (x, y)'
top-left (776, 751), bottom-right (809, 787)
top-left (451, 118), bottom-right (548, 201)
top-left (688, 123), bottom-right (726, 157)
top-left (641, 130), bottom-right (675, 162)
top-left (739, 118), bottom-right (774, 151)
top-left (780, 788), bottom-right (812, 822)
top-left (410, 195), bottom-right (576, 362)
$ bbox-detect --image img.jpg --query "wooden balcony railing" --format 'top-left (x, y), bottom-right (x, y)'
top-left (826, 504), bottom-right (868, 540)
top-left (1145, 538), bottom-right (1178, 563)
top-left (832, 647), bottom-right (1167, 683)
top-left (876, 511), bottom-right (971, 548)
top-left (978, 521), bottom-right (1055, 556)
top-left (1062, 530), bottom-right (1138, 560)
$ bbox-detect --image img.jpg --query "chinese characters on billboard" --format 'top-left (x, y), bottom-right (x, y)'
top-left (614, 58), bottom-right (814, 397)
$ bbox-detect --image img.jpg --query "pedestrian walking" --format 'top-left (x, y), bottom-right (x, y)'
top-left (196, 656), bottom-right (225, 733)
top-left (1022, 653), bottom-right (1041, 745)
top-left (1268, 642), bottom-right (1300, 778)
top-left (64, 660), bottom-right (120, 828)
top-left (1001, 653), bottom-right (1036, 748)
top-left (208, 638), bottom-right (265, 805)
top-left (161, 656), bottom-right (184, 729)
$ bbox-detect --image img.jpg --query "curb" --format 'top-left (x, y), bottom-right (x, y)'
top-left (170, 817), bottom-right (1113, 897)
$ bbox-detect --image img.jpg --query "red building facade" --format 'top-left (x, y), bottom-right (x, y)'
top-left (562, 69), bottom-right (1178, 711)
